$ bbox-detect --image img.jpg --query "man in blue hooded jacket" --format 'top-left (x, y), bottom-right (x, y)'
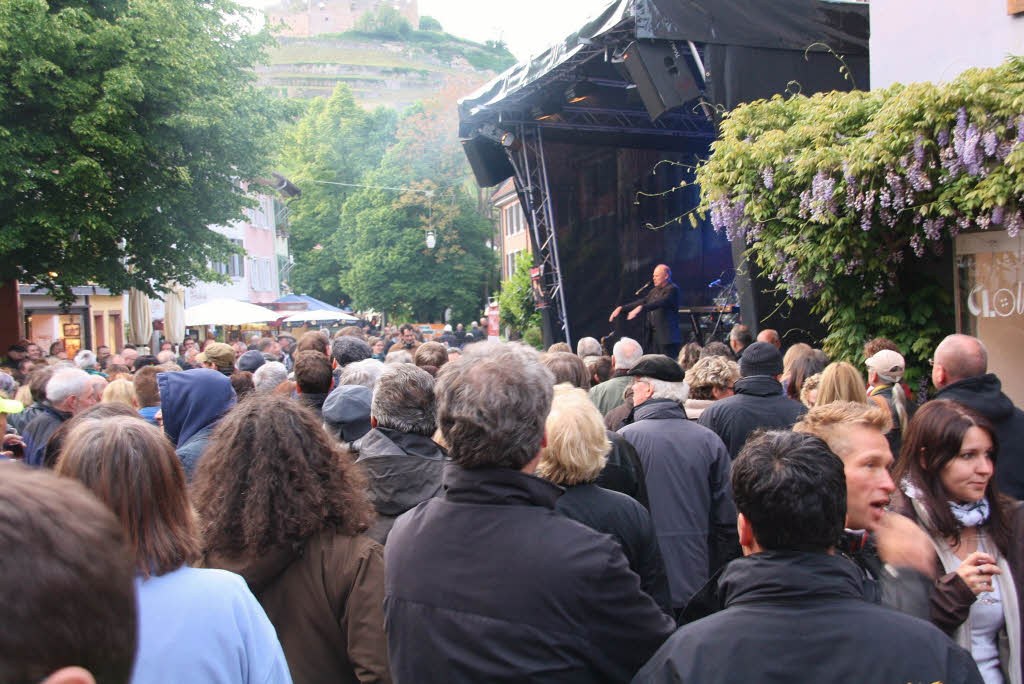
top-left (157, 368), bottom-right (236, 480)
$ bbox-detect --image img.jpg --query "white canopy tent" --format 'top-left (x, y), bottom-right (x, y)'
top-left (184, 298), bottom-right (281, 327)
top-left (282, 309), bottom-right (360, 324)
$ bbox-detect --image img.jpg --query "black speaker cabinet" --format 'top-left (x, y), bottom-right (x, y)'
top-left (620, 41), bottom-right (702, 120)
top-left (461, 136), bottom-right (515, 188)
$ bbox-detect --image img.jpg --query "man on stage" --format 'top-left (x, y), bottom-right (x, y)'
top-left (610, 264), bottom-right (681, 360)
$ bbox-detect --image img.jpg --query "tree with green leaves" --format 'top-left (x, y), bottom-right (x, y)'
top-left (354, 5), bottom-right (410, 40)
top-left (278, 84), bottom-right (396, 305)
top-left (0, 0), bottom-right (291, 304)
top-left (694, 57), bottom-right (1024, 372)
top-left (338, 79), bottom-right (495, 324)
top-left (498, 251), bottom-right (542, 340)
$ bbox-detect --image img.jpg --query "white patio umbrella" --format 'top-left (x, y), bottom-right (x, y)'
top-left (184, 298), bottom-right (282, 327)
top-left (128, 288), bottom-right (152, 346)
top-left (283, 309), bottom-right (360, 323)
top-left (163, 287), bottom-right (186, 345)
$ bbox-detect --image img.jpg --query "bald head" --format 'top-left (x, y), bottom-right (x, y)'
top-left (932, 334), bottom-right (987, 389)
top-left (757, 329), bottom-right (781, 349)
top-left (652, 264), bottom-right (671, 288)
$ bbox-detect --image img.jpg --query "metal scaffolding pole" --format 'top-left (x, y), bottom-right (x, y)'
top-left (507, 124), bottom-right (571, 346)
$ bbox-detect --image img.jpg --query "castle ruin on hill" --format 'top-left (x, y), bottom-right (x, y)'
top-left (266, 0), bottom-right (419, 37)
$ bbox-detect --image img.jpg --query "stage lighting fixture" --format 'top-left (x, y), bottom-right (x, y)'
top-left (500, 130), bottom-right (516, 147)
top-left (530, 102), bottom-right (560, 121)
top-left (564, 81), bottom-right (597, 104)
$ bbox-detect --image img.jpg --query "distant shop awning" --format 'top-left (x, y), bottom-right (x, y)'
top-left (184, 298), bottom-right (281, 327)
top-left (282, 309), bottom-right (359, 324)
top-left (271, 294), bottom-right (345, 313)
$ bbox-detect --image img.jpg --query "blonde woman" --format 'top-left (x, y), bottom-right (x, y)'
top-left (816, 362), bottom-right (869, 406)
top-left (101, 378), bottom-right (136, 407)
top-left (684, 355), bottom-right (740, 420)
top-left (537, 385), bottom-right (671, 614)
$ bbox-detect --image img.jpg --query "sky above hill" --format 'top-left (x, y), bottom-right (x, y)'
top-left (238, 0), bottom-right (613, 61)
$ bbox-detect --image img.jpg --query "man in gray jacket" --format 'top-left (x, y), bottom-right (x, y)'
top-left (357, 364), bottom-right (445, 544)
top-left (618, 355), bottom-right (738, 613)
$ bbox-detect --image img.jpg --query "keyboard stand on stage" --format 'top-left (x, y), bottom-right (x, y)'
top-left (678, 306), bottom-right (740, 345)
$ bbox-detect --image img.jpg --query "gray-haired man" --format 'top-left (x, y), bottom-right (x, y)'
top-left (384, 342), bottom-right (674, 683)
top-left (589, 336), bottom-right (643, 416)
top-left (356, 364), bottom-right (445, 544)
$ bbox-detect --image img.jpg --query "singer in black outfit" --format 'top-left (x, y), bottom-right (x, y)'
top-left (610, 264), bottom-right (681, 360)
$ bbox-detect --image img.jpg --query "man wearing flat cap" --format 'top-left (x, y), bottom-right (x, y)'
top-left (698, 341), bottom-right (807, 460)
top-left (618, 354), bottom-right (738, 614)
top-left (197, 342), bottom-right (235, 377)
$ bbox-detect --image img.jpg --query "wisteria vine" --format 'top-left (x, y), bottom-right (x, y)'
top-left (692, 55), bottom-right (1024, 365)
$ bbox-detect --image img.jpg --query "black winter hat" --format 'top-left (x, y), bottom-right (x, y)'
top-left (739, 341), bottom-right (784, 378)
top-left (626, 354), bottom-right (685, 382)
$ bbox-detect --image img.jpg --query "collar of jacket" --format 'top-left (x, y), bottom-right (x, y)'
top-left (443, 465), bottom-right (564, 509)
top-left (719, 550), bottom-right (864, 608)
top-left (935, 373), bottom-right (1013, 421)
top-left (41, 403), bottom-right (72, 422)
top-left (632, 398), bottom-right (687, 421)
top-left (359, 427), bottom-right (446, 461)
top-left (734, 375), bottom-right (785, 397)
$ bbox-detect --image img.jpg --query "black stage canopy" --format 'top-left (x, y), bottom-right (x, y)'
top-left (459, 0), bottom-right (869, 348)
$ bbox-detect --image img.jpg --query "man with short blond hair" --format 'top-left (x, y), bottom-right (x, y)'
top-left (793, 401), bottom-right (932, 616)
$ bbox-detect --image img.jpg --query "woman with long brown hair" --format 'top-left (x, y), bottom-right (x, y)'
top-left (893, 400), bottom-right (1024, 684)
top-left (192, 394), bottom-right (390, 684)
top-left (56, 415), bottom-right (291, 683)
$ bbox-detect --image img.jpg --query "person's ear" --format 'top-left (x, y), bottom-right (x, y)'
top-left (737, 513), bottom-right (755, 550)
top-left (370, 416), bottom-right (378, 428)
top-left (540, 430), bottom-right (547, 449)
top-left (42, 666), bottom-right (96, 684)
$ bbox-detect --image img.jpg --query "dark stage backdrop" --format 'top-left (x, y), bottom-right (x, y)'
top-left (538, 143), bottom-right (732, 350)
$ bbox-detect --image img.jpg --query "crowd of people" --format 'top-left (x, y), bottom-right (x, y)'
top-left (1, 320), bottom-right (1023, 684)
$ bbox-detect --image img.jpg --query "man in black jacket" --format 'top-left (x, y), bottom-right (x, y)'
top-left (384, 342), bottom-right (675, 683)
top-left (610, 264), bottom-right (681, 359)
top-left (698, 341), bottom-right (806, 459)
top-left (633, 430), bottom-right (982, 684)
top-left (931, 333), bottom-right (1024, 500)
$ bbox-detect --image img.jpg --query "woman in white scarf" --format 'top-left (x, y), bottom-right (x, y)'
top-left (892, 399), bottom-right (1024, 684)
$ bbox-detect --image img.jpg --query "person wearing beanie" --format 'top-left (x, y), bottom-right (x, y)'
top-left (617, 355), bottom-right (738, 613)
top-left (697, 341), bottom-right (807, 460)
top-left (235, 349), bottom-right (266, 374)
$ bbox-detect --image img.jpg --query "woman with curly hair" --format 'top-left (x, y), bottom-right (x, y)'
top-left (56, 415), bottom-right (291, 683)
top-left (683, 355), bottom-right (740, 420)
top-left (193, 394), bottom-right (390, 684)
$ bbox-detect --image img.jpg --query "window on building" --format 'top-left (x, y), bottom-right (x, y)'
top-left (249, 257), bottom-right (276, 292)
top-left (211, 238), bottom-right (244, 277)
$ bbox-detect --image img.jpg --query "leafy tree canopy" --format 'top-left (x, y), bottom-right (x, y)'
top-left (354, 5), bottom-right (410, 40)
top-left (279, 85), bottom-right (396, 305)
top-left (498, 251), bottom-right (541, 339)
top-left (0, 0), bottom-right (292, 304)
top-left (418, 15), bottom-right (442, 32)
top-left (336, 79), bottom-right (495, 324)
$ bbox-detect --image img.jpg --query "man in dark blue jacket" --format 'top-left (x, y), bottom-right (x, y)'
top-left (384, 342), bottom-right (675, 683)
top-left (633, 430), bottom-right (981, 684)
top-left (698, 341), bottom-right (807, 460)
top-left (157, 368), bottom-right (235, 480)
